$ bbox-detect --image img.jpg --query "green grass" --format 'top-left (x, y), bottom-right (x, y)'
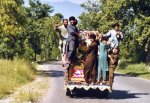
top-left (0, 59), bottom-right (36, 98)
top-left (117, 61), bottom-right (150, 79)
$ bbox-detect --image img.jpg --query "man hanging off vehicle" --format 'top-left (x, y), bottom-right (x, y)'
top-left (104, 23), bottom-right (123, 86)
top-left (65, 16), bottom-right (80, 81)
top-left (55, 19), bottom-right (68, 65)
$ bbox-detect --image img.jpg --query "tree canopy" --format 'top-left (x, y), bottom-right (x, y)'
top-left (0, 0), bottom-right (62, 61)
top-left (0, 0), bottom-right (149, 63)
top-left (79, 0), bottom-right (150, 63)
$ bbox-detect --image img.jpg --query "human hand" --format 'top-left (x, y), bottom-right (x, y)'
top-left (108, 54), bottom-right (111, 58)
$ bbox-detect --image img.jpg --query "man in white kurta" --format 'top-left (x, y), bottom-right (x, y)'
top-left (56, 19), bottom-right (68, 65)
top-left (104, 23), bottom-right (123, 49)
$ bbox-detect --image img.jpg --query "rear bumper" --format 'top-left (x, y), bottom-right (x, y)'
top-left (65, 83), bottom-right (112, 92)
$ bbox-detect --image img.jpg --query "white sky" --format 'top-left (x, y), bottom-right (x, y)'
top-left (24, 0), bottom-right (86, 18)
top-left (43, 0), bottom-right (86, 4)
top-left (24, 0), bottom-right (86, 4)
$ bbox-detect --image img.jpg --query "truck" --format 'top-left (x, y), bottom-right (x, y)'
top-left (63, 38), bottom-right (112, 98)
top-left (64, 66), bottom-right (112, 98)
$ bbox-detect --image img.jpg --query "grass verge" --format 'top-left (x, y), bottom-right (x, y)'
top-left (13, 77), bottom-right (49, 103)
top-left (0, 59), bottom-right (36, 98)
top-left (117, 60), bottom-right (150, 80)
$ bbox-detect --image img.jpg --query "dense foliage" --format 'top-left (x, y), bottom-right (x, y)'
top-left (79, 0), bottom-right (150, 63)
top-left (0, 0), bottom-right (150, 63)
top-left (0, 0), bottom-right (61, 61)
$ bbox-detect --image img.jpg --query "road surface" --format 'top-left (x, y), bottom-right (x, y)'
top-left (38, 61), bottom-right (150, 103)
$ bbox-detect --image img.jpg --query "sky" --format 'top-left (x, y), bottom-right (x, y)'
top-left (24, 0), bottom-right (86, 19)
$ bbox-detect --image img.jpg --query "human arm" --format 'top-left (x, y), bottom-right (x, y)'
top-left (103, 30), bottom-right (111, 38)
top-left (67, 25), bottom-right (79, 36)
top-left (55, 25), bottom-right (61, 32)
top-left (108, 54), bottom-right (115, 64)
top-left (116, 31), bottom-right (123, 40)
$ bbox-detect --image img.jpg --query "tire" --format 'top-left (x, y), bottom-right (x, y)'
top-left (66, 88), bottom-right (71, 96)
top-left (102, 90), bottom-right (109, 98)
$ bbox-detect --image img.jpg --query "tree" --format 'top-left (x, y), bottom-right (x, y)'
top-left (54, 13), bottom-right (64, 20)
top-left (24, 0), bottom-right (61, 61)
top-left (79, 0), bottom-right (101, 30)
top-left (80, 0), bottom-right (150, 63)
top-left (0, 0), bottom-right (27, 59)
top-left (0, 0), bottom-right (61, 61)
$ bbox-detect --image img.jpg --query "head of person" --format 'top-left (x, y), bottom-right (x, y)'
top-left (113, 23), bottom-right (120, 31)
top-left (74, 19), bottom-right (78, 26)
top-left (113, 47), bottom-right (120, 54)
top-left (89, 34), bottom-right (96, 42)
top-left (69, 16), bottom-right (76, 26)
top-left (101, 36), bottom-right (108, 42)
top-left (63, 19), bottom-right (68, 27)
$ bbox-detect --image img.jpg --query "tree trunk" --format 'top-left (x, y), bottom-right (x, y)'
top-left (34, 53), bottom-right (36, 61)
top-left (146, 41), bottom-right (150, 64)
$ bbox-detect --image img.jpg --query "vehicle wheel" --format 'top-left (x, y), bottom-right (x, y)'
top-left (69, 93), bottom-right (74, 98)
top-left (69, 90), bottom-right (75, 98)
top-left (66, 88), bottom-right (71, 96)
top-left (102, 90), bottom-right (109, 98)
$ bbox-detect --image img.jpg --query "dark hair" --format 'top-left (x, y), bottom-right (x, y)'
top-left (89, 34), bottom-right (96, 39)
top-left (69, 16), bottom-right (76, 21)
top-left (101, 36), bottom-right (108, 41)
top-left (63, 19), bottom-right (68, 22)
top-left (115, 47), bottom-right (120, 52)
top-left (75, 19), bottom-right (78, 25)
top-left (108, 48), bottom-right (113, 54)
top-left (113, 23), bottom-right (120, 28)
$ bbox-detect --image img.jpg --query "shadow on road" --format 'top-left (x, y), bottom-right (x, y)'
top-left (37, 60), bottom-right (62, 65)
top-left (71, 89), bottom-right (149, 100)
top-left (109, 90), bottom-right (149, 99)
top-left (39, 70), bottom-right (64, 78)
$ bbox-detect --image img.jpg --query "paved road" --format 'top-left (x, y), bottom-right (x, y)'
top-left (38, 61), bottom-right (150, 103)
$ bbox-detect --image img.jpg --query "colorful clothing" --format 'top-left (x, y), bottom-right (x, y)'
top-left (97, 42), bottom-right (108, 81)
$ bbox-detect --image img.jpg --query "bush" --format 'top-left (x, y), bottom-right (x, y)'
top-left (0, 59), bottom-right (36, 98)
top-left (117, 61), bottom-right (150, 79)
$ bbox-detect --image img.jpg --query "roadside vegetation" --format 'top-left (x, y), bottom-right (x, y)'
top-left (0, 0), bottom-right (60, 100)
top-left (13, 78), bottom-right (49, 103)
top-left (117, 60), bottom-right (150, 79)
top-left (0, 59), bottom-right (36, 98)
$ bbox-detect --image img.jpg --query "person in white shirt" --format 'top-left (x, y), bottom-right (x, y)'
top-left (104, 23), bottom-right (123, 49)
top-left (55, 19), bottom-right (68, 66)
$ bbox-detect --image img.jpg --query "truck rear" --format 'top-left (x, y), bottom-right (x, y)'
top-left (64, 65), bottom-right (112, 97)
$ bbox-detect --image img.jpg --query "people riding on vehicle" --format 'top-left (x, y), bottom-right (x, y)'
top-left (55, 19), bottom-right (68, 66)
top-left (65, 16), bottom-right (80, 81)
top-left (61, 19), bottom-right (123, 85)
top-left (83, 34), bottom-right (98, 85)
top-left (97, 36), bottom-right (109, 84)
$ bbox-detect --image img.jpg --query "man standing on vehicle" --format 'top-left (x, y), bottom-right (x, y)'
top-left (104, 23), bottom-right (123, 49)
top-left (104, 23), bottom-right (123, 87)
top-left (55, 19), bottom-right (68, 65)
top-left (65, 16), bottom-right (79, 81)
